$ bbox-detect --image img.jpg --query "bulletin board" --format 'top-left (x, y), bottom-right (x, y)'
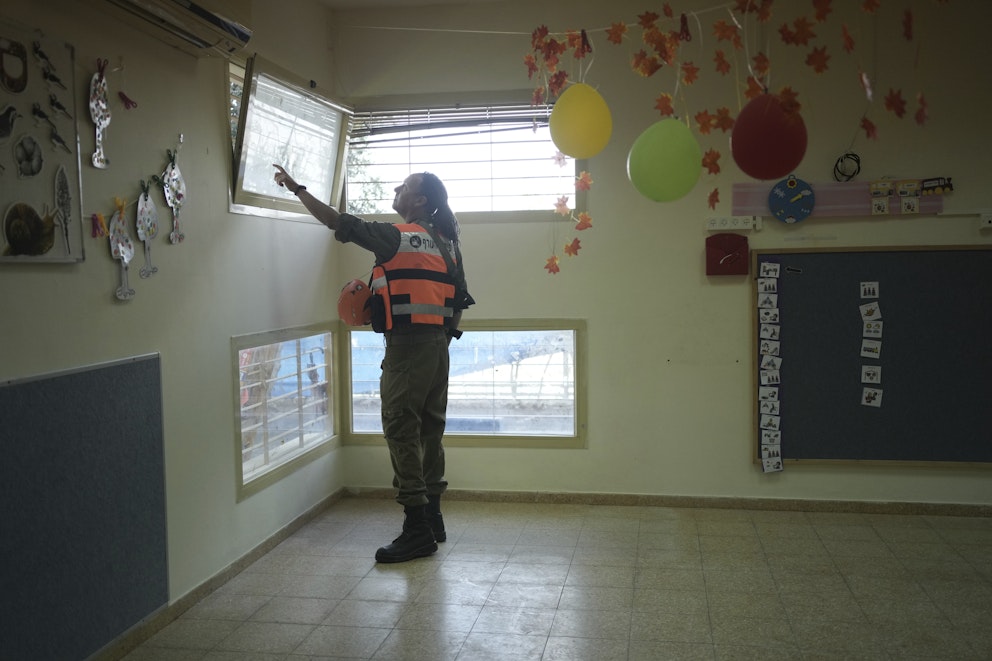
top-left (0, 355), bottom-right (167, 660)
top-left (0, 19), bottom-right (85, 262)
top-left (752, 246), bottom-right (992, 466)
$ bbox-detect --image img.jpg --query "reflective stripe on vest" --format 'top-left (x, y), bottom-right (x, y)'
top-left (372, 224), bottom-right (456, 330)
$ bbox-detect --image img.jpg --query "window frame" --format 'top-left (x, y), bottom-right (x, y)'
top-left (232, 322), bottom-right (341, 501)
top-left (229, 55), bottom-right (351, 221)
top-left (341, 318), bottom-right (587, 450)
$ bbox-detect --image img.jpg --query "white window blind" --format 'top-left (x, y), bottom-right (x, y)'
top-left (346, 104), bottom-right (575, 215)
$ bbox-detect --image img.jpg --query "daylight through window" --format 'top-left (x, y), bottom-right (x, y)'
top-left (346, 104), bottom-right (576, 215)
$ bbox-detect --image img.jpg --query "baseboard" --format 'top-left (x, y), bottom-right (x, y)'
top-left (347, 486), bottom-right (992, 517)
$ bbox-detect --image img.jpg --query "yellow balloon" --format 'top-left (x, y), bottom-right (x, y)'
top-left (549, 83), bottom-right (612, 159)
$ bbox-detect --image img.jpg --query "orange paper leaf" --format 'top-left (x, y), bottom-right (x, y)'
top-left (813, 0), bottom-right (833, 22)
top-left (575, 212), bottom-right (593, 231)
top-left (842, 24), bottom-right (855, 53)
top-left (564, 238), bottom-right (581, 256)
top-left (702, 149), bottom-right (721, 175)
top-left (708, 188), bottom-right (720, 209)
top-left (861, 117), bottom-right (878, 140)
top-left (752, 52), bottom-right (770, 77)
top-left (714, 20), bottom-right (743, 49)
top-left (576, 171), bottom-right (593, 191)
top-left (524, 54), bottom-right (538, 79)
top-left (915, 93), bottom-right (928, 126)
top-left (792, 17), bottom-right (817, 45)
top-left (681, 61), bottom-right (700, 85)
top-left (806, 46), bottom-right (830, 73)
top-left (695, 110), bottom-right (715, 135)
top-left (544, 255), bottom-right (560, 274)
top-left (862, 0), bottom-right (880, 13)
top-left (744, 76), bottom-right (765, 100)
top-left (638, 11), bottom-right (660, 29)
top-left (606, 22), bottom-right (628, 45)
top-left (654, 93), bottom-right (675, 116)
top-left (714, 49), bottom-right (731, 75)
top-left (885, 88), bottom-right (906, 118)
top-left (714, 107), bottom-right (735, 132)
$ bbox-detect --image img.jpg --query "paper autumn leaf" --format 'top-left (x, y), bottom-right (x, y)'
top-left (606, 22), bottom-right (627, 45)
top-left (531, 25), bottom-right (549, 50)
top-left (752, 52), bottom-right (770, 78)
top-left (915, 93), bottom-right (928, 126)
top-left (564, 238), bottom-right (581, 256)
top-left (714, 107), bottom-right (735, 132)
top-left (806, 46), bottom-right (830, 73)
top-left (779, 23), bottom-right (795, 45)
top-left (646, 30), bottom-right (679, 66)
top-left (861, 117), bottom-right (878, 139)
top-left (548, 70), bottom-right (569, 97)
top-left (575, 212), bottom-right (593, 230)
top-left (885, 88), bottom-right (906, 118)
top-left (695, 110), bottom-right (715, 134)
top-left (862, 0), bottom-right (880, 14)
top-left (553, 151), bottom-right (567, 167)
top-left (713, 20), bottom-right (743, 49)
top-left (662, 2), bottom-right (674, 18)
top-left (681, 61), bottom-right (700, 85)
top-left (813, 0), bottom-right (833, 21)
top-left (632, 50), bottom-right (662, 77)
top-left (544, 255), bottom-right (560, 274)
top-left (714, 49), bottom-right (731, 75)
top-left (638, 11), bottom-right (660, 29)
top-left (708, 188), bottom-right (720, 209)
top-left (744, 76), bottom-right (765, 100)
top-left (734, 0), bottom-right (773, 21)
top-left (531, 86), bottom-right (546, 106)
top-left (792, 17), bottom-right (817, 45)
top-left (842, 24), bottom-right (855, 53)
top-left (524, 54), bottom-right (538, 79)
top-left (778, 86), bottom-right (801, 114)
top-left (654, 93), bottom-right (675, 116)
top-left (576, 171), bottom-right (593, 191)
top-left (902, 10), bottom-right (913, 41)
top-left (554, 196), bottom-right (570, 215)
top-left (702, 149), bottom-right (721, 175)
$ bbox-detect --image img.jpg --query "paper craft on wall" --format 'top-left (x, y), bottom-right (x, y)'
top-left (1, 21), bottom-right (84, 263)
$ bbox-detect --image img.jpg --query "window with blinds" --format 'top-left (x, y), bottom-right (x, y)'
top-left (346, 104), bottom-right (577, 215)
top-left (233, 327), bottom-right (335, 498)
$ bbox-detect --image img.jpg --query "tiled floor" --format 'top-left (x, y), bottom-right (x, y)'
top-left (124, 497), bottom-right (992, 660)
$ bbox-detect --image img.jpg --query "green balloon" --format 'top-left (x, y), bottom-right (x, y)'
top-left (626, 119), bottom-right (702, 202)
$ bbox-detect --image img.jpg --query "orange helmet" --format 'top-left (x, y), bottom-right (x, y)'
top-left (337, 278), bottom-right (372, 326)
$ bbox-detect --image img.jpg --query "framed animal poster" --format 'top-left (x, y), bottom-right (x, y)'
top-left (1, 19), bottom-right (84, 263)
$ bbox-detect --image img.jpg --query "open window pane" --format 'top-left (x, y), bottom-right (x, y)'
top-left (350, 327), bottom-right (578, 438)
top-left (231, 56), bottom-right (350, 216)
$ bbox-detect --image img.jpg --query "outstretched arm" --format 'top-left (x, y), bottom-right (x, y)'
top-left (272, 164), bottom-right (342, 230)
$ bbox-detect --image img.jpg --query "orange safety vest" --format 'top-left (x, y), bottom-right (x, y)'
top-left (370, 224), bottom-right (457, 331)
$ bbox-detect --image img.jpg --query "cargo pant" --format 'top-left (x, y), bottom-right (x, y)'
top-left (380, 326), bottom-right (450, 508)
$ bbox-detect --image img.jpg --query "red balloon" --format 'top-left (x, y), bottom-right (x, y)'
top-left (731, 94), bottom-right (808, 180)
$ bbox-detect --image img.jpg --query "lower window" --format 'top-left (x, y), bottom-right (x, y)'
top-left (233, 327), bottom-right (334, 498)
top-left (349, 321), bottom-right (584, 447)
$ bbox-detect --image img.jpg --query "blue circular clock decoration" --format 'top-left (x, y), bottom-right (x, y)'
top-left (768, 175), bottom-right (815, 223)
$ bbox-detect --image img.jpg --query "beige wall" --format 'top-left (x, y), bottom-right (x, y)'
top-left (1, 0), bottom-right (990, 606)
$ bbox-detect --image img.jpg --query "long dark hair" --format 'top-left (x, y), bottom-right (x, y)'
top-left (419, 172), bottom-right (459, 241)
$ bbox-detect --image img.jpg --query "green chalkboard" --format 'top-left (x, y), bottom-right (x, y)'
top-left (752, 246), bottom-right (992, 465)
top-left (0, 355), bottom-right (168, 659)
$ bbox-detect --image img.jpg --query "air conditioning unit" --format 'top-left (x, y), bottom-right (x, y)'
top-left (99, 0), bottom-right (252, 58)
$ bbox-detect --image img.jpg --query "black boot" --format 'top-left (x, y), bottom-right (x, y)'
top-left (375, 505), bottom-right (438, 563)
top-left (426, 494), bottom-right (446, 543)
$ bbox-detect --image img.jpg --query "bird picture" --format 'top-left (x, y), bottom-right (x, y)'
top-left (0, 105), bottom-right (20, 141)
